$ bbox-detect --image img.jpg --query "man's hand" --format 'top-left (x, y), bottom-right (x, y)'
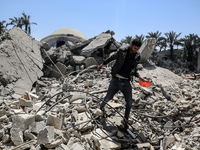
top-left (97, 64), bottom-right (103, 71)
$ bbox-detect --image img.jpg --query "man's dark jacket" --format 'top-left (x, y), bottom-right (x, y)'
top-left (103, 47), bottom-right (141, 80)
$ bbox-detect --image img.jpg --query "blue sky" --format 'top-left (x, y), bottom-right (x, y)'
top-left (1, 0), bottom-right (200, 42)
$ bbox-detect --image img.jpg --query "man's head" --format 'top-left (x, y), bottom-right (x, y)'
top-left (130, 39), bottom-right (142, 53)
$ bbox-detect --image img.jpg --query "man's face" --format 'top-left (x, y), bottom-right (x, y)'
top-left (130, 45), bottom-right (140, 53)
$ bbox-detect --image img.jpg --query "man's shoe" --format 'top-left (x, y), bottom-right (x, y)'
top-left (99, 106), bottom-right (106, 118)
top-left (121, 120), bottom-right (129, 129)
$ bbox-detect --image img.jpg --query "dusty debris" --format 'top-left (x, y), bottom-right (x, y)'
top-left (0, 27), bottom-right (200, 150)
top-left (181, 73), bottom-right (200, 80)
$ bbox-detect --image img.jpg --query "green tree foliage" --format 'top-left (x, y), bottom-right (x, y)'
top-left (134, 34), bottom-right (145, 43)
top-left (7, 17), bottom-right (23, 28)
top-left (21, 12), bottom-right (37, 35)
top-left (146, 30), bottom-right (166, 51)
top-left (120, 36), bottom-right (133, 44)
top-left (180, 34), bottom-right (200, 69)
top-left (6, 12), bottom-right (37, 35)
top-left (0, 20), bottom-right (7, 35)
top-left (164, 31), bottom-right (181, 60)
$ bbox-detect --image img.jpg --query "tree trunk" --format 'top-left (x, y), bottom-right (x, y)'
top-left (197, 48), bottom-right (200, 73)
top-left (187, 47), bottom-right (193, 62)
top-left (170, 45), bottom-right (173, 60)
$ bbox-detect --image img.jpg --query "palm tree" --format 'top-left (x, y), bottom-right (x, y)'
top-left (157, 38), bottom-right (167, 51)
top-left (134, 34), bottom-right (145, 43)
top-left (198, 47), bottom-right (200, 72)
top-left (6, 17), bottom-right (23, 28)
top-left (180, 34), bottom-right (200, 71)
top-left (174, 40), bottom-right (182, 49)
top-left (0, 20), bottom-right (7, 35)
top-left (21, 12), bottom-right (37, 34)
top-left (146, 30), bottom-right (167, 51)
top-left (164, 31), bottom-right (181, 60)
top-left (120, 36), bottom-right (133, 44)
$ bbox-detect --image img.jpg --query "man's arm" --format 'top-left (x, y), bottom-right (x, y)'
top-left (97, 49), bottom-right (119, 71)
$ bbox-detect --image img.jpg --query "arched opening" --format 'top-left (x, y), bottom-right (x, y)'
top-left (56, 40), bottom-right (65, 48)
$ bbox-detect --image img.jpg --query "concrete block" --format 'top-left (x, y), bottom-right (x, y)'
top-left (94, 108), bottom-right (103, 117)
top-left (33, 102), bottom-right (45, 112)
top-left (37, 126), bottom-right (54, 144)
top-left (45, 138), bottom-right (63, 149)
top-left (12, 114), bottom-right (35, 131)
top-left (84, 80), bottom-right (93, 87)
top-left (84, 57), bottom-right (98, 68)
top-left (24, 130), bottom-right (37, 140)
top-left (137, 143), bottom-right (153, 150)
top-left (163, 135), bottom-right (175, 149)
top-left (0, 128), bottom-right (5, 138)
top-left (10, 127), bottom-right (23, 145)
top-left (29, 121), bottom-right (45, 134)
top-left (70, 142), bottom-right (85, 150)
top-left (46, 114), bottom-right (63, 129)
top-left (18, 98), bottom-right (33, 107)
top-left (76, 112), bottom-right (93, 132)
top-left (35, 114), bottom-right (44, 122)
top-left (56, 144), bottom-right (70, 150)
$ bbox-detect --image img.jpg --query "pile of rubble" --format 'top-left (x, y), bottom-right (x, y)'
top-left (0, 65), bottom-right (200, 149)
top-left (0, 28), bottom-right (200, 150)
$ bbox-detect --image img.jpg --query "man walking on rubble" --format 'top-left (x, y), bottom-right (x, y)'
top-left (97, 39), bottom-right (144, 129)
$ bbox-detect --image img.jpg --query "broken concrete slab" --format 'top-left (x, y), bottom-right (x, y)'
top-left (0, 27), bottom-right (43, 95)
top-left (81, 33), bottom-right (112, 57)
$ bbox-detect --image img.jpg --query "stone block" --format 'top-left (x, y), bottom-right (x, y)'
top-left (76, 112), bottom-right (93, 132)
top-left (163, 135), bottom-right (175, 149)
top-left (37, 126), bottom-right (54, 144)
top-left (84, 80), bottom-right (93, 87)
top-left (99, 137), bottom-right (121, 150)
top-left (84, 57), bottom-right (98, 68)
top-left (46, 114), bottom-right (63, 129)
top-left (72, 56), bottom-right (85, 64)
top-left (45, 138), bottom-right (63, 149)
top-left (29, 121), bottom-right (45, 134)
top-left (10, 127), bottom-right (23, 145)
top-left (94, 108), bottom-right (103, 117)
top-left (12, 114), bottom-right (35, 131)
top-left (56, 144), bottom-right (70, 150)
top-left (24, 130), bottom-right (37, 140)
top-left (70, 142), bottom-right (85, 150)
top-left (18, 98), bottom-right (33, 107)
top-left (2, 134), bottom-right (10, 144)
top-left (137, 143), bottom-right (153, 150)
top-left (0, 128), bottom-right (5, 138)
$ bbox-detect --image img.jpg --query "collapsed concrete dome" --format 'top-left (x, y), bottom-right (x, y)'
top-left (40, 28), bottom-right (88, 48)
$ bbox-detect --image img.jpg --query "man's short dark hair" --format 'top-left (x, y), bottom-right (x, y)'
top-left (131, 39), bottom-right (142, 47)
